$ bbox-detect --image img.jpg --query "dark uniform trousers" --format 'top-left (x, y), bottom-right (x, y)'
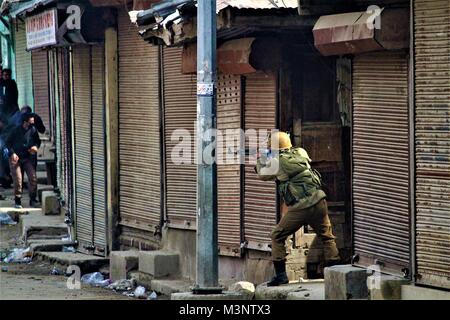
top-left (271, 198), bottom-right (340, 262)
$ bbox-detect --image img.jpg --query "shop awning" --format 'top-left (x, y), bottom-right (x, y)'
top-left (313, 8), bottom-right (409, 56)
top-left (182, 38), bottom-right (257, 75)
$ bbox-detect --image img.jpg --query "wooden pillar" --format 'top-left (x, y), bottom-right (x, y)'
top-left (105, 26), bottom-right (119, 252)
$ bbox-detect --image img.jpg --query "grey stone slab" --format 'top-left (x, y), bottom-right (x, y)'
top-left (324, 265), bottom-right (369, 300)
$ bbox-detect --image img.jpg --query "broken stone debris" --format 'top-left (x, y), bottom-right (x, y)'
top-left (107, 278), bottom-right (137, 292)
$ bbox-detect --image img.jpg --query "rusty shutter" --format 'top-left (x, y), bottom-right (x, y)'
top-left (31, 50), bottom-right (50, 134)
top-left (72, 45), bottom-right (93, 253)
top-left (118, 11), bottom-right (161, 248)
top-left (243, 72), bottom-right (278, 251)
top-left (91, 44), bottom-right (107, 255)
top-left (414, 0), bottom-right (450, 289)
top-left (163, 47), bottom-right (197, 229)
top-left (56, 49), bottom-right (70, 206)
top-left (352, 52), bottom-right (410, 275)
top-left (217, 74), bottom-right (243, 256)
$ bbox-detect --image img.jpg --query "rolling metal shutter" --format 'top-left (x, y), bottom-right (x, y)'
top-left (414, 0), bottom-right (450, 289)
top-left (217, 74), bottom-right (243, 256)
top-left (72, 44), bottom-right (108, 255)
top-left (163, 47), bottom-right (197, 229)
top-left (72, 45), bottom-right (93, 253)
top-left (56, 49), bottom-right (70, 206)
top-left (118, 11), bottom-right (161, 247)
top-left (91, 44), bottom-right (107, 255)
top-left (352, 52), bottom-right (410, 275)
top-left (14, 21), bottom-right (33, 108)
top-left (243, 72), bottom-right (278, 251)
top-left (31, 50), bottom-right (50, 134)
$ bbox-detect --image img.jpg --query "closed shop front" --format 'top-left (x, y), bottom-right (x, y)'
top-left (72, 44), bottom-right (107, 256)
top-left (56, 48), bottom-right (71, 207)
top-left (163, 46), bottom-right (197, 230)
top-left (217, 74), bottom-right (243, 256)
top-left (117, 11), bottom-right (161, 248)
top-left (352, 52), bottom-right (410, 275)
top-left (243, 72), bottom-right (278, 251)
top-left (414, 0), bottom-right (450, 289)
top-left (14, 20), bottom-right (33, 108)
top-left (31, 50), bottom-right (50, 135)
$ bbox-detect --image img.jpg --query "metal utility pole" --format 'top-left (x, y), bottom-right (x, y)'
top-left (194, 0), bottom-right (221, 294)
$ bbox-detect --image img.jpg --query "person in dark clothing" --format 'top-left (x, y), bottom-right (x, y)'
top-left (5, 113), bottom-right (41, 208)
top-left (0, 68), bottom-right (19, 119)
top-left (9, 105), bottom-right (46, 134)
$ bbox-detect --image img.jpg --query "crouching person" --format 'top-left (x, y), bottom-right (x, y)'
top-left (255, 131), bottom-right (340, 286)
top-left (6, 113), bottom-right (40, 208)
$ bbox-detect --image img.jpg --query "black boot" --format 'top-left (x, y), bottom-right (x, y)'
top-left (267, 260), bottom-right (289, 287)
top-left (14, 196), bottom-right (22, 209)
top-left (29, 194), bottom-right (39, 208)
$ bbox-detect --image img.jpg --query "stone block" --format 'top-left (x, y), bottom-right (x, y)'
top-left (42, 191), bottom-right (60, 215)
top-left (139, 250), bottom-right (179, 278)
top-left (401, 285), bottom-right (450, 300)
top-left (110, 250), bottom-right (140, 281)
top-left (228, 281), bottom-right (255, 300)
top-left (368, 274), bottom-right (410, 300)
top-left (324, 265), bottom-right (369, 300)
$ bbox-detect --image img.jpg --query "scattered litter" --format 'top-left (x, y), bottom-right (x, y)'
top-left (1, 266), bottom-right (7, 272)
top-left (134, 286), bottom-right (146, 299)
top-left (51, 266), bottom-right (61, 275)
top-left (122, 291), bottom-right (135, 297)
top-left (3, 247), bottom-right (32, 263)
top-left (148, 291), bottom-right (158, 300)
top-left (61, 237), bottom-right (70, 241)
top-left (0, 212), bottom-right (16, 225)
top-left (80, 272), bottom-right (111, 287)
top-left (62, 246), bottom-right (76, 253)
top-left (107, 278), bottom-right (136, 292)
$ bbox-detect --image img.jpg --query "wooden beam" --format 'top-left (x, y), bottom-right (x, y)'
top-left (104, 26), bottom-right (120, 252)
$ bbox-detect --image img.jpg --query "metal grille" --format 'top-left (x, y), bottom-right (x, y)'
top-left (163, 47), bottom-right (197, 229)
top-left (91, 44), bottom-right (107, 255)
top-left (118, 10), bottom-right (161, 241)
top-left (243, 72), bottom-right (277, 251)
top-left (31, 50), bottom-right (50, 134)
top-left (414, 0), bottom-right (450, 289)
top-left (72, 45), bottom-right (93, 253)
top-left (217, 74), bottom-right (242, 256)
top-left (352, 52), bottom-right (410, 275)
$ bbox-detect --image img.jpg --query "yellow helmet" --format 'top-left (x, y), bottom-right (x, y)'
top-left (270, 131), bottom-right (292, 151)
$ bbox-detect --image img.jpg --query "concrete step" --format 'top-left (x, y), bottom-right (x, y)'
top-left (28, 239), bottom-right (76, 253)
top-left (139, 250), bottom-right (180, 279)
top-left (35, 252), bottom-right (109, 274)
top-left (128, 271), bottom-right (193, 296)
top-left (255, 280), bottom-right (325, 300)
top-left (19, 211), bottom-right (68, 243)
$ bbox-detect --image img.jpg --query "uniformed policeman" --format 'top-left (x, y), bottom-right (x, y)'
top-left (256, 131), bottom-right (340, 286)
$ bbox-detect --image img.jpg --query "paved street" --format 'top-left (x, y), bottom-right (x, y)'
top-left (0, 186), bottom-right (133, 300)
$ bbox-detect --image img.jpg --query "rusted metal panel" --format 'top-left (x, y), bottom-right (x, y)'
top-left (352, 52), bottom-right (410, 275)
top-left (313, 8), bottom-right (409, 56)
top-left (31, 50), bottom-right (50, 135)
top-left (72, 45), bottom-right (94, 254)
top-left (217, 74), bottom-right (242, 257)
top-left (414, 0), bottom-right (450, 290)
top-left (244, 72), bottom-right (278, 251)
top-left (163, 46), bottom-right (197, 229)
top-left (182, 38), bottom-right (256, 75)
top-left (91, 44), bottom-right (107, 256)
top-left (118, 10), bottom-right (161, 245)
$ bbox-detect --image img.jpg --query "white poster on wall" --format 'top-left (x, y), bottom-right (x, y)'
top-left (25, 9), bottom-right (58, 50)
